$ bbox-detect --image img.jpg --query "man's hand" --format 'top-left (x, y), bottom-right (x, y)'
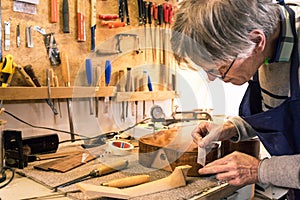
top-left (192, 120), bottom-right (238, 147)
top-left (199, 151), bottom-right (260, 186)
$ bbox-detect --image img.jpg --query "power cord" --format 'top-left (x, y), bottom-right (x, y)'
top-left (3, 110), bottom-right (151, 144)
top-left (0, 167), bottom-right (15, 189)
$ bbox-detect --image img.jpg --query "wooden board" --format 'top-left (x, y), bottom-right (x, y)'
top-left (34, 151), bottom-right (96, 172)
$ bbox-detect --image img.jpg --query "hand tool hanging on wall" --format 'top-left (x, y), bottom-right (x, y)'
top-left (62, 0), bottom-right (70, 33)
top-left (60, 51), bottom-right (75, 142)
top-left (15, 65), bottom-right (36, 87)
top-left (4, 21), bottom-right (10, 51)
top-left (26, 26), bottom-right (33, 48)
top-left (118, 0), bottom-right (130, 25)
top-left (34, 26), bottom-right (61, 66)
top-left (16, 24), bottom-right (21, 48)
top-left (125, 67), bottom-right (133, 118)
top-left (46, 68), bottom-right (58, 115)
top-left (85, 58), bottom-right (94, 115)
top-left (137, 0), bottom-right (143, 25)
top-left (50, 0), bottom-right (59, 23)
top-left (0, 54), bottom-right (16, 87)
top-left (147, 2), bottom-right (155, 61)
top-left (23, 65), bottom-right (59, 115)
top-left (119, 70), bottom-right (125, 122)
top-left (142, 1), bottom-right (147, 62)
top-left (44, 33), bottom-right (61, 66)
top-left (53, 160), bottom-right (129, 191)
top-left (77, 0), bottom-right (86, 42)
top-left (95, 66), bottom-right (101, 117)
top-left (104, 60), bottom-right (112, 113)
top-left (142, 70), bottom-right (148, 119)
top-left (53, 74), bottom-right (62, 117)
top-left (90, 0), bottom-right (96, 51)
top-left (99, 14), bottom-right (118, 20)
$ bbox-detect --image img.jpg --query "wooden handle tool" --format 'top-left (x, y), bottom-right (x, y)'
top-left (60, 51), bottom-right (70, 87)
top-left (101, 175), bottom-right (150, 188)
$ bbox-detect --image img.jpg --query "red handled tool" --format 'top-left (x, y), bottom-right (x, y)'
top-left (99, 14), bottom-right (118, 20)
top-left (77, 0), bottom-right (86, 41)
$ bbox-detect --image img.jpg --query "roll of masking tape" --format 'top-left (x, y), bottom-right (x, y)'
top-left (108, 140), bottom-right (134, 156)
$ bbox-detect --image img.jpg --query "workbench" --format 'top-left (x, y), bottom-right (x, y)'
top-left (0, 142), bottom-right (254, 200)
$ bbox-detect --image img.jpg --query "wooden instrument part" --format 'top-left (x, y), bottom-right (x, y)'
top-left (76, 165), bottom-right (192, 199)
top-left (138, 127), bottom-right (219, 176)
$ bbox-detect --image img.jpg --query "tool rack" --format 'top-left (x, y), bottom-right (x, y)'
top-left (0, 87), bottom-right (176, 101)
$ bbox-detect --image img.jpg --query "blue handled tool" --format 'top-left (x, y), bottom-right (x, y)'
top-left (104, 60), bottom-right (112, 113)
top-left (86, 58), bottom-right (94, 115)
top-left (147, 74), bottom-right (153, 92)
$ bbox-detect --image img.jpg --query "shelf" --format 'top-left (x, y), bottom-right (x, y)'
top-left (116, 91), bottom-right (178, 102)
top-left (0, 86), bottom-right (116, 100)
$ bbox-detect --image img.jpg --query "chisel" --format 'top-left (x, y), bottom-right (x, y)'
top-left (62, 0), bottom-right (70, 33)
top-left (85, 58), bottom-right (94, 115)
top-left (95, 66), bottom-right (101, 117)
top-left (60, 51), bottom-right (75, 142)
top-left (125, 67), bottom-right (132, 118)
top-left (119, 70), bottom-right (125, 122)
top-left (53, 160), bottom-right (129, 191)
top-left (90, 0), bottom-right (96, 51)
top-left (16, 24), bottom-right (20, 48)
top-left (104, 60), bottom-right (111, 113)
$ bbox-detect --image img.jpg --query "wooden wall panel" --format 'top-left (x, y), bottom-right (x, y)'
top-left (2, 0), bottom-right (177, 90)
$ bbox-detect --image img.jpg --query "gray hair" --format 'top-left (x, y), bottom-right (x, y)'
top-left (171, 0), bottom-right (280, 64)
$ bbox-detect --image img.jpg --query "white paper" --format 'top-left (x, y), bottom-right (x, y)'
top-left (197, 146), bottom-right (206, 166)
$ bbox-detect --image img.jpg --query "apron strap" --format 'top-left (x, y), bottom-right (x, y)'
top-left (278, 1), bottom-right (300, 98)
top-left (284, 5), bottom-right (300, 99)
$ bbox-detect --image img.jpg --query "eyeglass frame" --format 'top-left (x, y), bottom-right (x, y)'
top-left (205, 58), bottom-right (236, 79)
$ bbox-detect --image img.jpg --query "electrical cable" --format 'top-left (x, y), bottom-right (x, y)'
top-left (3, 110), bottom-right (151, 144)
top-left (3, 110), bottom-right (88, 138)
top-left (0, 167), bottom-right (15, 189)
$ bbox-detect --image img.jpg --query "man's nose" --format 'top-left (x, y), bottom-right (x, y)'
top-left (206, 73), bottom-right (217, 81)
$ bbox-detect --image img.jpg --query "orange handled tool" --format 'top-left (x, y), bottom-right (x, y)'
top-left (108, 22), bottom-right (126, 28)
top-left (50, 0), bottom-right (59, 23)
top-left (99, 14), bottom-right (118, 20)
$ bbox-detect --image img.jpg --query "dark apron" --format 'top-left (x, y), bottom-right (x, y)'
top-left (238, 3), bottom-right (300, 199)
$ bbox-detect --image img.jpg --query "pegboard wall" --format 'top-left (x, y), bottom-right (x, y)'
top-left (2, 0), bottom-right (178, 89)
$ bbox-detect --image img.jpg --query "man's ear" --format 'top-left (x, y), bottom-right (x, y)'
top-left (249, 29), bottom-right (266, 53)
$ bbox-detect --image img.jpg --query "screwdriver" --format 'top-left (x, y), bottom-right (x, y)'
top-left (53, 160), bottom-right (129, 191)
top-left (85, 58), bottom-right (94, 115)
top-left (104, 60), bottom-right (112, 113)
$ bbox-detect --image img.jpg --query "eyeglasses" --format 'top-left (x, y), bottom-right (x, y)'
top-left (205, 58), bottom-right (236, 79)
